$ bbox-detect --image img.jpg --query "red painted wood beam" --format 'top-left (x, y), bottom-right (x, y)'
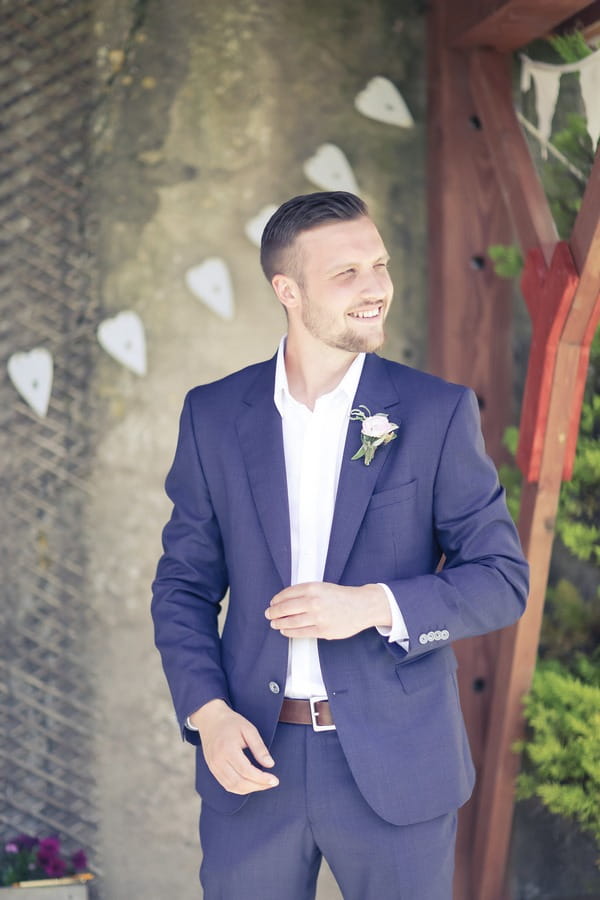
top-left (519, 146), bottom-right (600, 480)
top-left (517, 243), bottom-right (579, 480)
top-left (562, 148), bottom-right (600, 474)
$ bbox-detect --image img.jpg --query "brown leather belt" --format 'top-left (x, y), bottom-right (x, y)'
top-left (279, 697), bottom-right (336, 732)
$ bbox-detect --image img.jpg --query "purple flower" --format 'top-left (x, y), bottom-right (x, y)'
top-left (4, 842), bottom-right (19, 853)
top-left (36, 836), bottom-right (61, 866)
top-left (71, 850), bottom-right (87, 872)
top-left (13, 834), bottom-right (39, 851)
top-left (43, 856), bottom-right (67, 878)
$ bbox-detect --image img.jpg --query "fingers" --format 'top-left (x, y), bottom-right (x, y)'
top-left (270, 583), bottom-right (315, 606)
top-left (202, 712), bottom-right (279, 795)
top-left (266, 584), bottom-right (318, 625)
top-left (220, 753), bottom-right (279, 795)
top-left (266, 598), bottom-right (307, 619)
top-left (266, 584), bottom-right (326, 636)
top-left (242, 720), bottom-right (275, 768)
top-left (269, 616), bottom-right (317, 637)
top-left (276, 625), bottom-right (322, 638)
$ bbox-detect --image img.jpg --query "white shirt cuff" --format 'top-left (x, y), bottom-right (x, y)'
top-left (376, 583), bottom-right (409, 650)
top-left (185, 716), bottom-right (199, 731)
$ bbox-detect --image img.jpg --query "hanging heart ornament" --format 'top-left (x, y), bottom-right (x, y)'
top-left (185, 257), bottom-right (235, 320)
top-left (355, 76), bottom-right (414, 128)
top-left (303, 144), bottom-right (359, 194)
top-left (244, 204), bottom-right (278, 247)
top-left (8, 347), bottom-right (53, 417)
top-left (97, 310), bottom-right (147, 375)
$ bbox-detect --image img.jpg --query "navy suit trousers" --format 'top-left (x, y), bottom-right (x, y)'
top-left (199, 723), bottom-right (457, 900)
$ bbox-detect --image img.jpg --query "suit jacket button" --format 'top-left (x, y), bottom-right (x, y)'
top-left (269, 681), bottom-right (280, 694)
top-left (441, 629), bottom-right (449, 640)
top-left (427, 631), bottom-right (435, 642)
top-left (419, 634), bottom-right (428, 645)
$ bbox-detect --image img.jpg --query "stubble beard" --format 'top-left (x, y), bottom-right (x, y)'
top-left (300, 297), bottom-right (386, 354)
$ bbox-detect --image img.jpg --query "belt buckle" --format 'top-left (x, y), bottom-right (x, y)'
top-left (309, 696), bottom-right (335, 732)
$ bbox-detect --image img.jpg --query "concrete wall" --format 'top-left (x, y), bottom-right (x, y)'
top-left (89, 2), bottom-right (426, 896)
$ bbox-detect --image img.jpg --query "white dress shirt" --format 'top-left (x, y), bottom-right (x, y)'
top-left (273, 338), bottom-right (409, 700)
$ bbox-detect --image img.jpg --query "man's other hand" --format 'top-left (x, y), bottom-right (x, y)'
top-left (190, 699), bottom-right (279, 795)
top-left (266, 582), bottom-right (392, 639)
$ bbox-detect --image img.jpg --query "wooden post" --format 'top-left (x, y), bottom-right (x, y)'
top-left (427, 9), bottom-right (514, 899)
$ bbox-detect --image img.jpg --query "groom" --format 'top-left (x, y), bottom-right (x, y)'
top-left (151, 191), bottom-right (528, 899)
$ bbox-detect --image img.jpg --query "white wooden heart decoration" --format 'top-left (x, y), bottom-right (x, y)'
top-left (303, 144), bottom-right (359, 194)
top-left (244, 204), bottom-right (278, 247)
top-left (355, 76), bottom-right (414, 128)
top-left (185, 257), bottom-right (235, 320)
top-left (8, 347), bottom-right (53, 417)
top-left (97, 310), bottom-right (147, 376)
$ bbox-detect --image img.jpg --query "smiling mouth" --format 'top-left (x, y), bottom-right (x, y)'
top-left (348, 305), bottom-right (383, 320)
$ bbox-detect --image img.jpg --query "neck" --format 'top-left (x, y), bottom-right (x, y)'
top-left (284, 332), bottom-right (358, 410)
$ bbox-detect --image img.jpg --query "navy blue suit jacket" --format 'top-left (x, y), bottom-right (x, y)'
top-left (151, 352), bottom-right (528, 826)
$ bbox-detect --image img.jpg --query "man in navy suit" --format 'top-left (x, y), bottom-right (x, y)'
top-left (152, 192), bottom-right (528, 899)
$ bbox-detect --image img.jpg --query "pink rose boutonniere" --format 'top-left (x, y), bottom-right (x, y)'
top-left (350, 405), bottom-right (399, 466)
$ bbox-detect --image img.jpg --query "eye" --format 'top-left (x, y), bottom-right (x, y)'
top-left (337, 268), bottom-right (356, 278)
top-left (375, 261), bottom-right (389, 270)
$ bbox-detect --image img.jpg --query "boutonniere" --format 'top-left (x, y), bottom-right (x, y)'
top-left (349, 405), bottom-right (399, 466)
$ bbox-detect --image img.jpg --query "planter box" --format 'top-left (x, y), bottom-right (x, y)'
top-left (0, 883), bottom-right (88, 899)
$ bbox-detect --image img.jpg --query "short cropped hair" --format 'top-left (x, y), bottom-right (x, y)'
top-left (260, 191), bottom-right (368, 283)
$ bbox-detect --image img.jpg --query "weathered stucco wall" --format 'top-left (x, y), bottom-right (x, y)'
top-left (88, 1), bottom-right (426, 897)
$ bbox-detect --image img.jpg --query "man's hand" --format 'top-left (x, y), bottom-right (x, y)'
top-left (190, 699), bottom-right (279, 795)
top-left (265, 582), bottom-right (392, 640)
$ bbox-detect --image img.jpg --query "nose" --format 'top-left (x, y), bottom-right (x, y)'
top-left (359, 268), bottom-right (390, 300)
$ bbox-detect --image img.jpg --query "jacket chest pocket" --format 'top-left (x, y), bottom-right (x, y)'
top-left (350, 480), bottom-right (418, 580)
top-left (363, 480), bottom-right (418, 539)
top-left (367, 479), bottom-right (417, 512)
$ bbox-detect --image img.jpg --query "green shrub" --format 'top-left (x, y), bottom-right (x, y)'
top-left (516, 658), bottom-right (600, 859)
top-left (541, 579), bottom-right (600, 664)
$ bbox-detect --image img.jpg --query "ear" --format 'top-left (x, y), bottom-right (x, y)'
top-left (271, 274), bottom-right (301, 312)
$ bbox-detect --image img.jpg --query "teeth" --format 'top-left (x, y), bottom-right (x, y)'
top-left (350, 308), bottom-right (379, 319)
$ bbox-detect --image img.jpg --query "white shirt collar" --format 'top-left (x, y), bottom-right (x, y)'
top-left (273, 336), bottom-right (365, 416)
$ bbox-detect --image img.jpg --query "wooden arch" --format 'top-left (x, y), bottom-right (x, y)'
top-left (427, 3), bottom-right (600, 898)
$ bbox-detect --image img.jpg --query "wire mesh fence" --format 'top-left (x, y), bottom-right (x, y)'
top-left (0, 0), bottom-right (100, 888)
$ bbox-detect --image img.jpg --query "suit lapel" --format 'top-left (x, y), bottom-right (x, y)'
top-left (324, 353), bottom-right (402, 585)
top-left (236, 356), bottom-right (291, 588)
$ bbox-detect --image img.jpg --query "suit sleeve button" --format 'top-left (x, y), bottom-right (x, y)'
top-left (427, 631), bottom-right (435, 642)
top-left (434, 630), bottom-right (442, 641)
top-left (441, 629), bottom-right (449, 640)
top-left (419, 634), bottom-right (428, 645)
top-left (269, 681), bottom-right (280, 694)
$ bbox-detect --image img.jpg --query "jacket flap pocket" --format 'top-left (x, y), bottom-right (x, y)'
top-left (395, 648), bottom-right (457, 693)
